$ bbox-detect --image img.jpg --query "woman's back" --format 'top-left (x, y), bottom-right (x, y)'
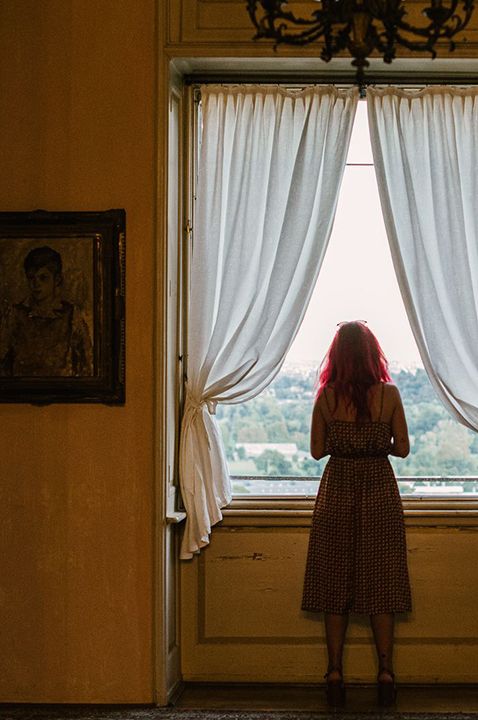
top-left (311, 381), bottom-right (409, 460)
top-left (320, 382), bottom-right (393, 424)
top-left (322, 383), bottom-right (391, 459)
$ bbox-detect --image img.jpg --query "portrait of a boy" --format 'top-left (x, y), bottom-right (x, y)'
top-left (0, 245), bottom-right (93, 377)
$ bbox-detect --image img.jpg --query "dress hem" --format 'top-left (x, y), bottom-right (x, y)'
top-left (301, 605), bottom-right (412, 615)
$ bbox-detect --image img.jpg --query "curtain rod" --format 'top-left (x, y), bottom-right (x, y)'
top-left (184, 73), bottom-right (478, 89)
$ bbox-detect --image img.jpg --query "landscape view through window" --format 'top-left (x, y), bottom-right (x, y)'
top-left (215, 101), bottom-right (478, 496)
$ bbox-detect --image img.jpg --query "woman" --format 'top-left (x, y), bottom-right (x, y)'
top-left (302, 321), bottom-right (411, 707)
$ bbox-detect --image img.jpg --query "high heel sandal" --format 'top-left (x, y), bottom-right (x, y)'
top-left (377, 668), bottom-right (397, 707)
top-left (324, 667), bottom-right (346, 708)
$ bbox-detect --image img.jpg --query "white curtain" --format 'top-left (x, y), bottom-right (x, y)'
top-left (179, 85), bottom-right (357, 559)
top-left (368, 86), bottom-right (478, 430)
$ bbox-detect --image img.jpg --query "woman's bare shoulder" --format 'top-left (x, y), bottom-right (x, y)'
top-left (316, 385), bottom-right (332, 408)
top-left (383, 381), bottom-right (399, 393)
top-left (315, 385), bottom-right (336, 419)
top-left (382, 382), bottom-right (402, 403)
top-left (369, 381), bottom-right (396, 393)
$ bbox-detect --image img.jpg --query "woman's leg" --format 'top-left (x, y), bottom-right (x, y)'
top-left (370, 612), bottom-right (395, 681)
top-left (324, 612), bottom-right (349, 679)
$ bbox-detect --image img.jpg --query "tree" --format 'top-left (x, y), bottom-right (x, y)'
top-left (254, 450), bottom-right (294, 476)
top-left (299, 456), bottom-right (323, 477)
top-left (236, 423), bottom-right (268, 443)
top-left (236, 445), bottom-right (246, 460)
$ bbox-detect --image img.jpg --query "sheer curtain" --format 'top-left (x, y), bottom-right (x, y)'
top-left (179, 85), bottom-right (357, 559)
top-left (368, 86), bottom-right (478, 430)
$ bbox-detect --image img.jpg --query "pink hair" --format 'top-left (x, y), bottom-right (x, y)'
top-left (317, 321), bottom-right (391, 420)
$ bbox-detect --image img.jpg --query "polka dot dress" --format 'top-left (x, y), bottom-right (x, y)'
top-left (302, 419), bottom-right (412, 615)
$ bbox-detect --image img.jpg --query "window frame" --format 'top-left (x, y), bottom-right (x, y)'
top-left (182, 79), bottom-right (478, 514)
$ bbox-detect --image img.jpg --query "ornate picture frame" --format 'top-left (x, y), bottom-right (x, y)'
top-left (0, 209), bottom-right (125, 404)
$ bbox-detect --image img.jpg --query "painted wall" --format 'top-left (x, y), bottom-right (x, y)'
top-left (0, 1), bottom-right (156, 702)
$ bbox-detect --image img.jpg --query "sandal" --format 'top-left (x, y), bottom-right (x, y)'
top-left (377, 668), bottom-right (397, 707)
top-left (324, 666), bottom-right (346, 707)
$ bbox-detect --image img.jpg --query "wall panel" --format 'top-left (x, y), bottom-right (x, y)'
top-left (181, 522), bottom-right (478, 683)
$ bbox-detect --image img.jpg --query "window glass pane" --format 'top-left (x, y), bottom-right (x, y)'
top-left (346, 101), bottom-right (373, 164)
top-left (215, 100), bottom-right (478, 497)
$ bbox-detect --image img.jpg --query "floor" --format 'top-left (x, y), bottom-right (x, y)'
top-left (175, 683), bottom-right (478, 713)
top-left (1, 684), bottom-right (478, 720)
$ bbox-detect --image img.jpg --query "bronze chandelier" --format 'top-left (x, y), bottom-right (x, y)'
top-left (246, 0), bottom-right (475, 84)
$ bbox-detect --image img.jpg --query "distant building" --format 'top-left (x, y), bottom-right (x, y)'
top-left (236, 442), bottom-right (298, 459)
top-left (414, 484), bottom-right (464, 494)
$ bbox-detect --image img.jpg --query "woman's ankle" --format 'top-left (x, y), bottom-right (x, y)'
top-left (325, 666), bottom-right (343, 682)
top-left (377, 667), bottom-right (395, 683)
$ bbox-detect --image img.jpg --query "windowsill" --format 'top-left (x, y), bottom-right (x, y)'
top-left (221, 498), bottom-right (478, 527)
top-left (221, 477), bottom-right (478, 527)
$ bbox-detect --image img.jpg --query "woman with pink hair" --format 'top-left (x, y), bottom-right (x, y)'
top-left (302, 321), bottom-right (411, 708)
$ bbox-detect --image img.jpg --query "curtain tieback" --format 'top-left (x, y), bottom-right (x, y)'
top-left (185, 387), bottom-right (217, 416)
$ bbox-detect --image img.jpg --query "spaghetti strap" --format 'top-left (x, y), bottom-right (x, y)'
top-left (323, 386), bottom-right (334, 422)
top-left (379, 382), bottom-right (385, 422)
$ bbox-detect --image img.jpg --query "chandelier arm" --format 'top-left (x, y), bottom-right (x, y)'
top-left (320, 25), bottom-right (355, 62)
top-left (264, 10), bottom-right (321, 29)
top-left (247, 1), bottom-right (322, 32)
top-left (272, 26), bottom-right (335, 49)
top-left (392, 33), bottom-right (441, 53)
top-left (247, 15), bottom-right (332, 45)
top-left (389, 31), bottom-right (453, 54)
top-left (370, 25), bottom-right (399, 60)
top-left (256, 20), bottom-right (332, 47)
top-left (394, 16), bottom-right (473, 40)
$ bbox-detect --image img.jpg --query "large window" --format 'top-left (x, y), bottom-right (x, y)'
top-left (215, 100), bottom-right (478, 497)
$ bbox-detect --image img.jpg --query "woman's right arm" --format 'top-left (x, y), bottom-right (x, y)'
top-left (310, 396), bottom-right (328, 460)
top-left (389, 385), bottom-right (410, 458)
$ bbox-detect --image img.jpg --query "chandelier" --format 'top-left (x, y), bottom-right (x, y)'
top-left (246, 0), bottom-right (475, 84)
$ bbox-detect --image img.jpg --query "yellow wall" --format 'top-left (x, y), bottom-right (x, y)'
top-left (0, 1), bottom-right (157, 702)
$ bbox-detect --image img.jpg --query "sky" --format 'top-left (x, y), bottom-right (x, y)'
top-left (287, 101), bottom-right (423, 370)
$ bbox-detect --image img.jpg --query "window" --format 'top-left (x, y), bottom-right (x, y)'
top-left (213, 99), bottom-right (478, 497)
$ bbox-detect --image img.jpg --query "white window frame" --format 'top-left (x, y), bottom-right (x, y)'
top-left (181, 79), bottom-right (478, 518)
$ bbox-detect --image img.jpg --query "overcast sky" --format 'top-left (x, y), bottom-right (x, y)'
top-left (287, 101), bottom-right (423, 370)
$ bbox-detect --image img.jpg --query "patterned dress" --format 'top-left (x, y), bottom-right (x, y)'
top-left (302, 392), bottom-right (412, 615)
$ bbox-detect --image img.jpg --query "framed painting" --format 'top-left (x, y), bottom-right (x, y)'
top-left (0, 209), bottom-right (125, 404)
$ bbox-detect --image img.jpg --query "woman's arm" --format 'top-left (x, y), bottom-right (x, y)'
top-left (389, 385), bottom-right (410, 458)
top-left (310, 396), bottom-right (328, 460)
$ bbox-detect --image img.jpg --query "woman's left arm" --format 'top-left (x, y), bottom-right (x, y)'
top-left (389, 385), bottom-right (410, 458)
top-left (310, 397), bottom-right (328, 460)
